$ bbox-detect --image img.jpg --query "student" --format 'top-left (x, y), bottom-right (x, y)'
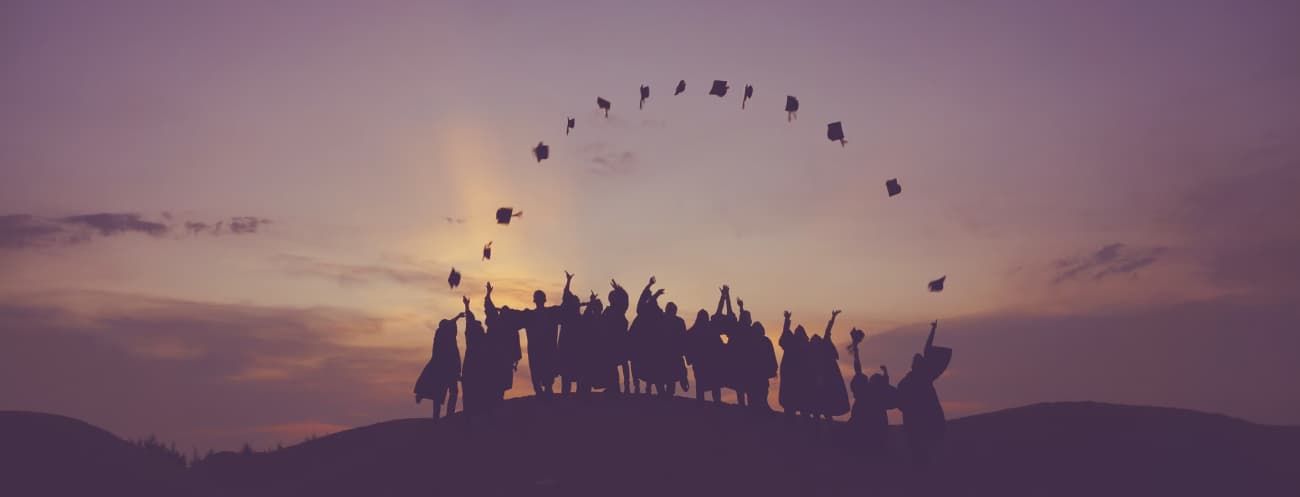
top-left (686, 309), bottom-right (723, 403)
top-left (459, 297), bottom-right (489, 415)
top-left (414, 310), bottom-right (464, 421)
top-left (847, 328), bottom-right (897, 455)
top-left (779, 311), bottom-right (811, 417)
top-left (897, 321), bottom-right (953, 467)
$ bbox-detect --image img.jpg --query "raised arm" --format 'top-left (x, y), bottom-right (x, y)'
top-left (925, 320), bottom-right (937, 353)
top-left (462, 296), bottom-right (475, 321)
top-left (480, 281), bottom-right (493, 316)
top-left (852, 342), bottom-right (863, 376)
top-left (564, 271), bottom-right (576, 300)
top-left (722, 285), bottom-right (734, 318)
top-left (714, 287), bottom-right (727, 317)
top-left (824, 309), bottom-right (842, 339)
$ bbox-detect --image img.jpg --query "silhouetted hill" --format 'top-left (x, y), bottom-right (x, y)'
top-left (0, 410), bottom-right (195, 497)
top-left (6, 399), bottom-right (1299, 496)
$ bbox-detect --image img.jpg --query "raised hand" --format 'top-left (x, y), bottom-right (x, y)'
top-left (610, 278), bottom-right (619, 289)
top-left (653, 288), bottom-right (666, 298)
top-left (648, 276), bottom-right (657, 286)
top-left (737, 298), bottom-right (745, 309)
top-left (832, 309), bottom-right (843, 318)
top-left (783, 310), bottom-right (791, 320)
top-left (462, 295), bottom-right (470, 307)
top-left (486, 281), bottom-right (493, 294)
top-left (565, 270), bottom-right (574, 281)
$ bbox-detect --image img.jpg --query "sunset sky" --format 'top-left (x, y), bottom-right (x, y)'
top-left (3, 0), bottom-right (1298, 452)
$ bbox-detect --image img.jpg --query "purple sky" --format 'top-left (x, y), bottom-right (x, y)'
top-left (2, 0), bottom-right (1299, 452)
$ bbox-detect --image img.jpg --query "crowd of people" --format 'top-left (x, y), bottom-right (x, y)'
top-left (414, 273), bottom-right (952, 464)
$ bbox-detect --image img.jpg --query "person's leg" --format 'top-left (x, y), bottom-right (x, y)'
top-left (446, 383), bottom-right (459, 416)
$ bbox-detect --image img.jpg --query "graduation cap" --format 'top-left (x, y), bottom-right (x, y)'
top-left (448, 268), bottom-right (461, 289)
top-left (482, 242), bottom-right (493, 261)
top-left (886, 178), bottom-right (902, 197)
top-left (495, 207), bottom-right (522, 225)
top-left (566, 117), bottom-right (575, 136)
top-left (827, 121), bottom-right (846, 146)
top-left (640, 85), bottom-right (649, 109)
top-left (742, 84), bottom-right (753, 109)
top-left (596, 97), bottom-right (611, 117)
top-left (785, 96), bottom-right (799, 121)
top-left (674, 80), bottom-right (686, 95)
top-left (533, 142), bottom-right (549, 163)
top-left (928, 276), bottom-right (946, 292)
top-left (709, 80), bottom-right (729, 97)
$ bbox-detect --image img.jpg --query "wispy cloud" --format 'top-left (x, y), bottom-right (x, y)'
top-left (0, 212), bottom-right (273, 249)
top-left (1051, 243), bottom-right (1168, 284)
top-left (579, 142), bottom-right (639, 177)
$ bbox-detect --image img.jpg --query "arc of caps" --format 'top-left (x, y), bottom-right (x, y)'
top-left (596, 97), bottom-right (611, 117)
top-left (827, 121), bottom-right (846, 146)
top-left (674, 80), bottom-right (686, 95)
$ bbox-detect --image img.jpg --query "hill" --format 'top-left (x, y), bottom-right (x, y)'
top-left (6, 398), bottom-right (1300, 496)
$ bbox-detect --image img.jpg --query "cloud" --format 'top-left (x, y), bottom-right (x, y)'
top-left (0, 290), bottom-right (409, 452)
top-left (579, 142), bottom-right (638, 177)
top-left (1051, 243), bottom-right (1168, 284)
top-left (443, 217), bottom-right (466, 224)
top-left (272, 253), bottom-right (549, 304)
top-left (0, 212), bottom-right (274, 249)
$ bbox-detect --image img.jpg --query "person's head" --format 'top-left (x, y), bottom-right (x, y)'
top-left (911, 353), bottom-right (925, 371)
top-left (693, 309), bottom-right (709, 327)
top-left (809, 334), bottom-right (822, 345)
top-left (608, 286), bottom-right (628, 312)
top-left (794, 325), bottom-right (808, 340)
top-left (665, 302), bottom-right (678, 317)
top-left (752, 322), bottom-right (765, 337)
top-left (437, 319), bottom-right (457, 334)
top-left (587, 299), bottom-right (604, 316)
top-left (739, 310), bottom-right (752, 327)
top-left (533, 290), bottom-right (547, 307)
top-left (869, 373), bottom-right (885, 385)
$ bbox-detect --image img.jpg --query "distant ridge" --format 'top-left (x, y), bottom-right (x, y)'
top-left (4, 399), bottom-right (1298, 497)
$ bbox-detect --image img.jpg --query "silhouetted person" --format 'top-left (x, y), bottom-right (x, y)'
top-left (629, 276), bottom-right (666, 395)
top-left (711, 285), bottom-right (739, 404)
top-left (779, 311), bottom-right (812, 417)
top-left (460, 296), bottom-right (490, 415)
top-left (744, 318), bottom-right (778, 410)
top-left (656, 301), bottom-right (690, 397)
top-left (578, 293), bottom-right (612, 394)
top-left (686, 309), bottom-right (723, 403)
top-left (520, 272), bottom-right (577, 397)
top-left (897, 320), bottom-right (953, 467)
top-left (557, 272), bottom-right (586, 396)
top-left (604, 279), bottom-right (633, 394)
top-left (809, 310), bottom-right (850, 420)
top-left (848, 328), bottom-right (897, 455)
top-left (414, 311), bottom-right (464, 421)
top-left (484, 282), bottom-right (523, 407)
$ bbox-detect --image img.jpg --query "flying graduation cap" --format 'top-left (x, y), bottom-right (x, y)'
top-left (785, 96), bottom-right (799, 122)
top-left (482, 242), bottom-right (493, 261)
top-left (928, 276), bottom-right (946, 292)
top-left (886, 178), bottom-right (902, 197)
top-left (495, 207), bottom-right (522, 224)
top-left (709, 80), bottom-right (729, 97)
top-left (533, 142), bottom-right (549, 163)
top-left (827, 121), bottom-right (846, 146)
top-left (640, 85), bottom-right (649, 109)
top-left (597, 97), bottom-right (611, 117)
top-left (448, 267), bottom-right (461, 289)
top-left (674, 80), bottom-right (686, 95)
top-left (742, 84), bottom-right (753, 109)
top-left (566, 117), bottom-right (575, 135)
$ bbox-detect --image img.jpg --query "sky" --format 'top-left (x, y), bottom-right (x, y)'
top-left (2, 0), bottom-right (1299, 452)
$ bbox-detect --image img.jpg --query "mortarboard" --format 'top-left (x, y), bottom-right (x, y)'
top-left (886, 178), bottom-right (902, 197)
top-left (674, 80), bottom-right (686, 95)
top-left (533, 142), bottom-right (549, 163)
top-left (495, 207), bottom-right (522, 225)
top-left (482, 242), bottom-right (492, 261)
top-left (785, 96), bottom-right (799, 122)
top-left (709, 80), bottom-right (729, 97)
top-left (566, 117), bottom-right (575, 135)
top-left (742, 84), bottom-right (753, 109)
top-left (597, 97), bottom-right (611, 117)
top-left (640, 85), bottom-right (649, 109)
top-left (928, 276), bottom-right (946, 292)
top-left (827, 121), bottom-right (846, 146)
top-left (448, 268), bottom-right (461, 289)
